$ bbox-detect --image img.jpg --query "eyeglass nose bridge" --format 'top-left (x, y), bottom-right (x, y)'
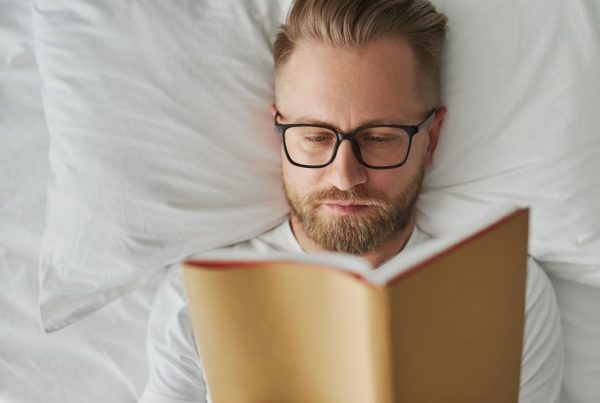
top-left (329, 130), bottom-right (365, 167)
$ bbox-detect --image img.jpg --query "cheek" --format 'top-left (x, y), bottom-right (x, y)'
top-left (367, 171), bottom-right (400, 193)
top-left (282, 162), bottom-right (321, 192)
top-left (367, 168), bottom-right (419, 199)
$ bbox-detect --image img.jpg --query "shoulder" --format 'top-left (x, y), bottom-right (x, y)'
top-left (140, 220), bottom-right (294, 403)
top-left (520, 257), bottom-right (564, 403)
top-left (140, 267), bottom-right (209, 403)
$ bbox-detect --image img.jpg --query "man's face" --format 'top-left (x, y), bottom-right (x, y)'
top-left (275, 38), bottom-right (442, 255)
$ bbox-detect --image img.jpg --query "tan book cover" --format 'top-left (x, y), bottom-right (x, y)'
top-left (182, 207), bottom-right (529, 403)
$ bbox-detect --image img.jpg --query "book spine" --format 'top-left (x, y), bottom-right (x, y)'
top-left (367, 288), bottom-right (394, 403)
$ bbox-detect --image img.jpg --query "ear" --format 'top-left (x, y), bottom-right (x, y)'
top-left (425, 106), bottom-right (447, 166)
top-left (270, 104), bottom-right (278, 118)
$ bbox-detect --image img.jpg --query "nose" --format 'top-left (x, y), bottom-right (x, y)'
top-left (324, 140), bottom-right (367, 191)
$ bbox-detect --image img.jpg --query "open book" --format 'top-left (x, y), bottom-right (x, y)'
top-left (182, 206), bottom-right (529, 403)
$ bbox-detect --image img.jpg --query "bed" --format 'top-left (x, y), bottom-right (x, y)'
top-left (1, 0), bottom-right (599, 402)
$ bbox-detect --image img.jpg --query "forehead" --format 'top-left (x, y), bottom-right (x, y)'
top-left (275, 38), bottom-right (422, 126)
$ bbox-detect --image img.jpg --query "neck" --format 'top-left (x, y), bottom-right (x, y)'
top-left (289, 210), bottom-right (417, 268)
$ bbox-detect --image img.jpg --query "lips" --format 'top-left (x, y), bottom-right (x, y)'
top-left (322, 201), bottom-right (371, 214)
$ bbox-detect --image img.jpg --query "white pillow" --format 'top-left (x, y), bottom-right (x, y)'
top-left (34, 0), bottom-right (600, 332)
top-left (34, 0), bottom-right (291, 331)
top-left (418, 0), bottom-right (600, 283)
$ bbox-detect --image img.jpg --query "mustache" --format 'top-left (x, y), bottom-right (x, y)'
top-left (305, 185), bottom-right (391, 206)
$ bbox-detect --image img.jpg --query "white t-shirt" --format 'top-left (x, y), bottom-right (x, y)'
top-left (139, 220), bottom-right (564, 403)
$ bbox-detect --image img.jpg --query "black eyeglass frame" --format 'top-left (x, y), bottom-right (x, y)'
top-left (274, 108), bottom-right (437, 169)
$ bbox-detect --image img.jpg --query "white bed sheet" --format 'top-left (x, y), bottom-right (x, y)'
top-left (0, 237), bottom-right (163, 403)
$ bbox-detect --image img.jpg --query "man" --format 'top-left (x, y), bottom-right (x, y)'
top-left (140, 1), bottom-right (564, 402)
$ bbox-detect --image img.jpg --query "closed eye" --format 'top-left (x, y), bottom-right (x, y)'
top-left (362, 135), bottom-right (396, 142)
top-left (307, 135), bottom-right (331, 142)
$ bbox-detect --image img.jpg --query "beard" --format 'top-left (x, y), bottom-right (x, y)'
top-left (284, 166), bottom-right (425, 255)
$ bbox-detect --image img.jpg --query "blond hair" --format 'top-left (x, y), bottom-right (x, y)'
top-left (274, 0), bottom-right (448, 106)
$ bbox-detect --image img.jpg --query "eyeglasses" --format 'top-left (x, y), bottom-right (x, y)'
top-left (274, 109), bottom-right (436, 169)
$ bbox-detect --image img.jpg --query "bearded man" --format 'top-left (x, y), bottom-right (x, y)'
top-left (141, 1), bottom-right (564, 402)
